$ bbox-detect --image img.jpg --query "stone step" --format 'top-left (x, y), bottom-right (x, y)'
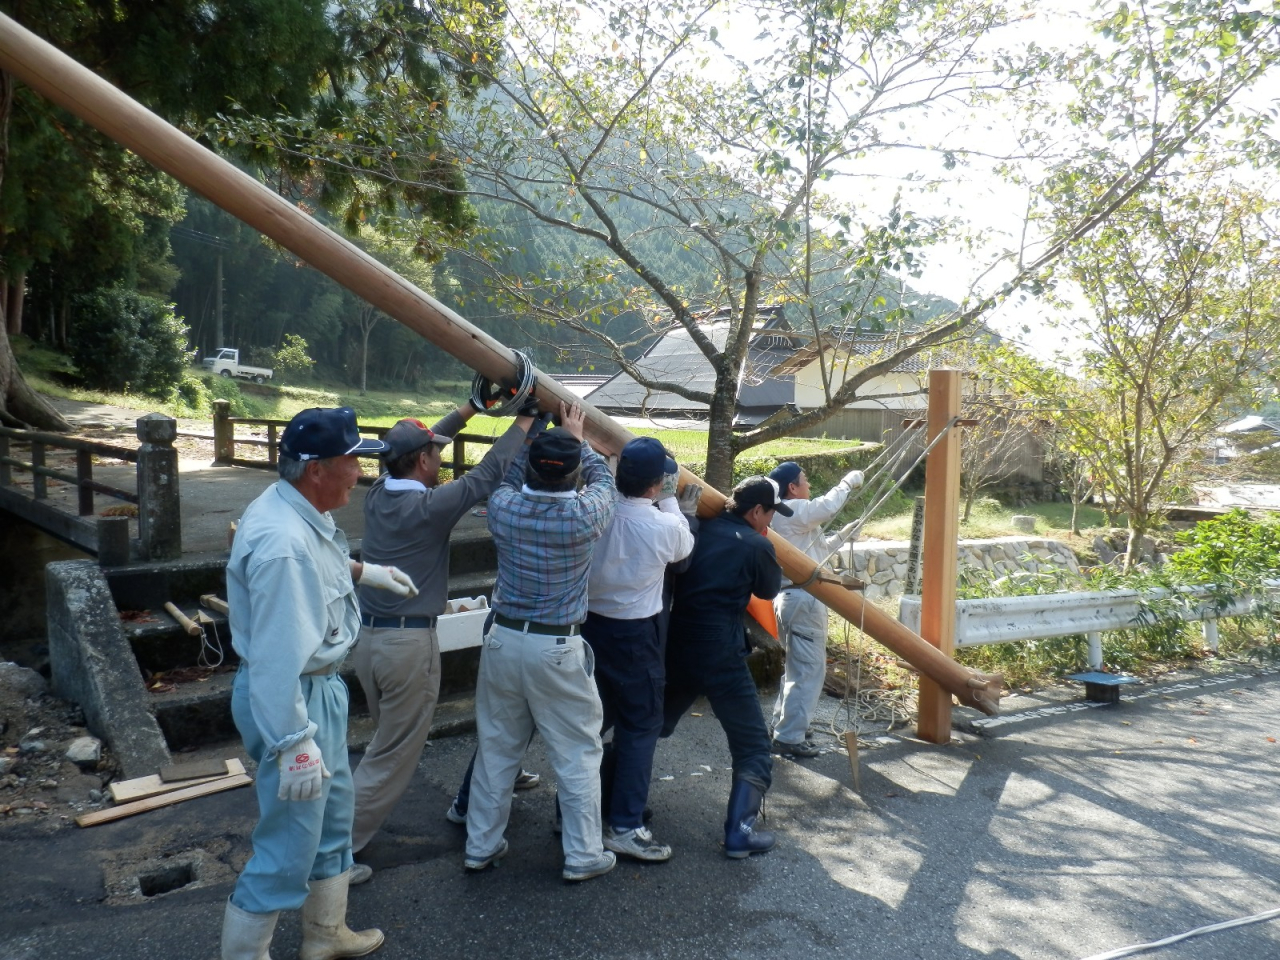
top-left (150, 668), bottom-right (478, 753)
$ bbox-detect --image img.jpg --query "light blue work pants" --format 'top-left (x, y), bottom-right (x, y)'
top-left (466, 623), bottom-right (604, 869)
top-left (229, 666), bottom-right (354, 914)
top-left (771, 589), bottom-right (830, 744)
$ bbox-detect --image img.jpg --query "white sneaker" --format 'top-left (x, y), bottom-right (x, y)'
top-left (603, 825), bottom-right (672, 862)
top-left (562, 850), bottom-right (616, 882)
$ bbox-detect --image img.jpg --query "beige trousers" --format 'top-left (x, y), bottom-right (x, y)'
top-left (350, 623), bottom-right (440, 853)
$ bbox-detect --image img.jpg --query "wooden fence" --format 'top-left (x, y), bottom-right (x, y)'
top-left (202, 399), bottom-right (496, 481)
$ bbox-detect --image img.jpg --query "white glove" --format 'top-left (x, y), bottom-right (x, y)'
top-left (842, 469), bottom-right (865, 490)
top-left (837, 520), bottom-right (860, 541)
top-left (677, 483), bottom-right (703, 517)
top-left (277, 737), bottom-right (331, 801)
top-left (655, 470), bottom-right (679, 503)
top-left (359, 563), bottom-right (419, 597)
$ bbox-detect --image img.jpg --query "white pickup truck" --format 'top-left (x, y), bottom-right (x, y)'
top-left (201, 348), bottom-right (273, 384)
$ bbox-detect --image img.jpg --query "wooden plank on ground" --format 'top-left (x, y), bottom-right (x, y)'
top-left (160, 758), bottom-right (232, 783)
top-left (109, 759), bottom-right (244, 803)
top-left (89, 772), bottom-right (251, 824)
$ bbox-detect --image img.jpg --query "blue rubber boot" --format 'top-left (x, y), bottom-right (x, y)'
top-left (724, 779), bottom-right (775, 859)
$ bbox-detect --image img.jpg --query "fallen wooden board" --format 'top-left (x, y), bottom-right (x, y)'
top-left (109, 759), bottom-right (245, 803)
top-left (84, 772), bottom-right (252, 826)
top-left (160, 758), bottom-right (234, 783)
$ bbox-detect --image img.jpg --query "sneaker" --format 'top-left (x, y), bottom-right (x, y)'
top-left (514, 769), bottom-right (541, 790)
top-left (348, 863), bottom-right (373, 886)
top-left (773, 738), bottom-right (820, 759)
top-left (445, 799), bottom-right (467, 825)
top-left (464, 838), bottom-right (509, 872)
top-left (562, 850), bottom-right (616, 882)
top-left (604, 825), bottom-right (672, 862)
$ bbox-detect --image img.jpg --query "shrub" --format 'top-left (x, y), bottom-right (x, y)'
top-left (69, 288), bottom-right (193, 398)
top-left (271, 334), bottom-right (316, 380)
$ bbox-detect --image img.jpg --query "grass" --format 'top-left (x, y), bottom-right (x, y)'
top-left (860, 495), bottom-right (1108, 551)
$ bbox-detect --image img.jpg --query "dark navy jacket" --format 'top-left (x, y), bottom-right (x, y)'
top-left (669, 512), bottom-right (782, 645)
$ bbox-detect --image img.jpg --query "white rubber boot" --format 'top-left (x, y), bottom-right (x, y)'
top-left (298, 869), bottom-right (385, 960)
top-left (220, 898), bottom-right (278, 960)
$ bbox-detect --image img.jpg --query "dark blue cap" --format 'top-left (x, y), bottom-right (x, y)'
top-left (768, 461), bottom-right (803, 494)
top-left (279, 407), bottom-right (390, 461)
top-left (529, 427), bottom-right (583, 478)
top-left (729, 476), bottom-right (794, 517)
top-left (617, 436), bottom-right (677, 481)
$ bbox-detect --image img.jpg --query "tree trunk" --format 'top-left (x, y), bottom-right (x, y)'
top-left (703, 374), bottom-right (739, 493)
top-left (0, 320), bottom-right (71, 430)
top-left (1070, 496), bottom-right (1080, 536)
top-left (1123, 520), bottom-right (1147, 572)
top-left (6, 270), bottom-right (24, 335)
top-left (360, 324), bottom-right (370, 395)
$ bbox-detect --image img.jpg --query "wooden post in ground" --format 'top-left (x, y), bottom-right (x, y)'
top-left (916, 369), bottom-right (963, 743)
top-left (212, 400), bottom-right (234, 465)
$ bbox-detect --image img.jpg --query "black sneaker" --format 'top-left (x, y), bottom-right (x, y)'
top-left (773, 738), bottom-right (820, 759)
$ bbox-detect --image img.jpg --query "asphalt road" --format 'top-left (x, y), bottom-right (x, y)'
top-left (3, 664), bottom-right (1280, 960)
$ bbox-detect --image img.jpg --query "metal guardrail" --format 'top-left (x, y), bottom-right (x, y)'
top-left (205, 399), bottom-right (496, 480)
top-left (899, 581), bottom-right (1280, 670)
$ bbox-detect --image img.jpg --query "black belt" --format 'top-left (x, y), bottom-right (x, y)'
top-left (361, 614), bottom-right (437, 629)
top-left (493, 613), bottom-right (579, 636)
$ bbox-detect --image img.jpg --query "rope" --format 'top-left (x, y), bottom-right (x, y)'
top-left (470, 350), bottom-right (537, 415)
top-left (816, 416), bottom-right (961, 571)
top-left (1078, 906), bottom-right (1280, 960)
top-left (197, 620), bottom-right (225, 670)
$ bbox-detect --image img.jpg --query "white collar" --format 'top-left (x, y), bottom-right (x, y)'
top-left (521, 484), bottom-right (576, 499)
top-left (384, 477), bottom-right (428, 493)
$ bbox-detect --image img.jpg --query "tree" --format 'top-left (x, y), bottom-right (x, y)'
top-left (68, 287), bottom-right (193, 397)
top-left (229, 0), bottom-right (1280, 490)
top-left (0, 0), bottom-right (496, 427)
top-left (959, 396), bottom-right (1033, 522)
top-left (1009, 179), bottom-right (1280, 568)
top-left (0, 0), bottom-right (337, 427)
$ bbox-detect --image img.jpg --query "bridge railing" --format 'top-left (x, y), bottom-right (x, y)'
top-left (206, 399), bottom-right (496, 481)
top-left (0, 414), bottom-right (181, 561)
top-left (899, 580), bottom-right (1280, 670)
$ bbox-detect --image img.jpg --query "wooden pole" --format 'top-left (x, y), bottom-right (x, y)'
top-left (0, 14), bottom-right (1002, 716)
top-left (916, 369), bottom-right (963, 742)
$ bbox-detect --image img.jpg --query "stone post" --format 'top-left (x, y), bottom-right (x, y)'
top-left (212, 399), bottom-right (234, 464)
top-left (135, 414), bottom-right (181, 560)
top-left (96, 515), bottom-right (132, 566)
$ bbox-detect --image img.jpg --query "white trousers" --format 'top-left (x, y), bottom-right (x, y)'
top-left (771, 589), bottom-right (830, 744)
top-left (466, 623), bottom-right (605, 868)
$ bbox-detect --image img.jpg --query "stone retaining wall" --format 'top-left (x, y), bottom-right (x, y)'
top-left (833, 536), bottom-right (1082, 601)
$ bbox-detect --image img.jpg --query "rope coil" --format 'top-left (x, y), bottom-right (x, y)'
top-left (470, 350), bottom-right (538, 415)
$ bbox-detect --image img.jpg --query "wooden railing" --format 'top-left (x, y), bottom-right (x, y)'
top-left (0, 414), bottom-right (182, 561)
top-left (208, 399), bottom-right (496, 480)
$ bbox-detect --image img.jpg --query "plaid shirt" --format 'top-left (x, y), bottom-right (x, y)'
top-left (487, 441), bottom-right (615, 625)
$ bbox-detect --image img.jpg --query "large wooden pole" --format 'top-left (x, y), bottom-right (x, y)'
top-left (916, 369), bottom-right (963, 742)
top-left (0, 13), bottom-right (1002, 716)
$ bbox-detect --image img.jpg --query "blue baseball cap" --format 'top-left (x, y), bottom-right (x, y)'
top-left (279, 407), bottom-right (390, 461)
top-left (617, 436), bottom-right (677, 481)
top-left (768, 461), bottom-right (803, 494)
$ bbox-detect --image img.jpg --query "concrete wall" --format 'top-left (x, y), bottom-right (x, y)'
top-left (45, 560), bottom-right (171, 778)
top-left (833, 536), bottom-right (1082, 601)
